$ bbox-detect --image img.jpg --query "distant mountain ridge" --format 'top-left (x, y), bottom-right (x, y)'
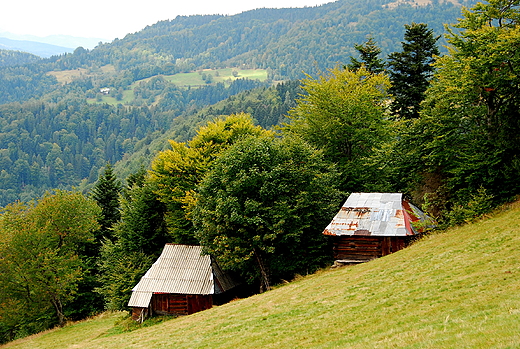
top-left (0, 36), bottom-right (74, 57)
top-left (0, 33), bottom-right (108, 57)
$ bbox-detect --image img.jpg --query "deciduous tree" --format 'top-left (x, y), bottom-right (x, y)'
top-left (0, 191), bottom-right (100, 341)
top-left (150, 113), bottom-right (272, 244)
top-left (284, 66), bottom-right (390, 192)
top-left (193, 136), bottom-right (342, 292)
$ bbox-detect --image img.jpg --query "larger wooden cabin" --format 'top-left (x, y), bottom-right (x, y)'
top-left (323, 193), bottom-right (435, 264)
top-left (128, 244), bottom-right (240, 322)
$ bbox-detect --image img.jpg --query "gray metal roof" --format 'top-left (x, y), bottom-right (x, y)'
top-left (128, 244), bottom-right (239, 308)
top-left (323, 193), bottom-right (433, 237)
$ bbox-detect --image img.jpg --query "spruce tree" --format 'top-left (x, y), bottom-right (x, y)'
top-left (387, 23), bottom-right (440, 119)
top-left (347, 37), bottom-right (386, 74)
top-left (91, 163), bottom-right (122, 243)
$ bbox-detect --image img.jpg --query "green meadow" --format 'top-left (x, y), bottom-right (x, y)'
top-left (164, 68), bottom-right (268, 87)
top-left (86, 68), bottom-right (268, 105)
top-left (4, 200), bottom-right (520, 349)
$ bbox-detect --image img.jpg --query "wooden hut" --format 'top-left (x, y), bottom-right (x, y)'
top-left (323, 193), bottom-right (435, 264)
top-left (128, 244), bottom-right (240, 322)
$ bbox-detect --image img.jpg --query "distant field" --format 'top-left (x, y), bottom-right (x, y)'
top-left (5, 200), bottom-right (520, 348)
top-left (47, 68), bottom-right (89, 84)
top-left (48, 65), bottom-right (116, 84)
top-left (164, 68), bottom-right (268, 87)
top-left (86, 68), bottom-right (268, 105)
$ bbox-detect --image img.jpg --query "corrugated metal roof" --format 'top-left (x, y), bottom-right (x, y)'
top-left (323, 193), bottom-right (434, 237)
top-left (128, 291), bottom-right (153, 308)
top-left (128, 244), bottom-right (240, 308)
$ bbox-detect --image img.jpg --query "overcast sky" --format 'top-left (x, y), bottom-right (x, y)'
top-left (1, 0), bottom-right (332, 40)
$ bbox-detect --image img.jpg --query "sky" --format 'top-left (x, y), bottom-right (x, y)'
top-left (1, 0), bottom-right (332, 41)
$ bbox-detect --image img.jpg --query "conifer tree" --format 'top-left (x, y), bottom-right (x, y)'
top-left (387, 23), bottom-right (440, 119)
top-left (347, 37), bottom-right (386, 74)
top-left (91, 163), bottom-right (122, 243)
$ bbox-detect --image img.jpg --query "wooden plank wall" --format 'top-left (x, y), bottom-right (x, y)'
top-left (332, 236), bottom-right (409, 261)
top-left (333, 236), bottom-right (382, 261)
top-left (151, 293), bottom-right (213, 316)
top-left (187, 294), bottom-right (213, 314)
top-left (131, 307), bottom-right (147, 321)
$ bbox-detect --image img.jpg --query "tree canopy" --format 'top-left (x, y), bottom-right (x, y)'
top-left (193, 136), bottom-right (342, 291)
top-left (384, 0), bottom-right (520, 221)
top-left (284, 66), bottom-right (391, 192)
top-left (0, 191), bottom-right (100, 341)
top-left (150, 113), bottom-right (273, 244)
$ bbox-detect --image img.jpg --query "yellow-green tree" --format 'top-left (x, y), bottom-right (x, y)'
top-left (150, 113), bottom-right (272, 243)
top-left (284, 66), bottom-right (391, 192)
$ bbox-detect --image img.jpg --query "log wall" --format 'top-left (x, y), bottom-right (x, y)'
top-left (152, 293), bottom-right (213, 316)
top-left (332, 236), bottom-right (411, 262)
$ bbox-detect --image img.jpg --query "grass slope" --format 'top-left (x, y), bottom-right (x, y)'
top-left (4, 201), bottom-right (520, 348)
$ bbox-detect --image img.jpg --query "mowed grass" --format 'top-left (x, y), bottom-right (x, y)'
top-left (163, 68), bottom-right (268, 87)
top-left (4, 200), bottom-right (520, 348)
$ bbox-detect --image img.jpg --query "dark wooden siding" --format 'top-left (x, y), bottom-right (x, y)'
top-left (151, 293), bottom-right (213, 316)
top-left (332, 236), bottom-right (411, 261)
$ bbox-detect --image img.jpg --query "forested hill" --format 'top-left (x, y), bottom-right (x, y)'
top-left (0, 0), bottom-right (477, 206)
top-left (76, 0), bottom-right (474, 80)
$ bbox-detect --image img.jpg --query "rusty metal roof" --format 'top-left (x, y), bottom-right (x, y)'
top-left (323, 193), bottom-right (434, 237)
top-left (128, 244), bottom-right (240, 308)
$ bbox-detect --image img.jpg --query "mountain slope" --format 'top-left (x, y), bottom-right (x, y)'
top-left (5, 200), bottom-right (520, 348)
top-left (0, 0), bottom-right (479, 206)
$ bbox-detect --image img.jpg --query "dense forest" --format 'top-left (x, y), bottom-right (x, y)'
top-left (0, 50), bottom-right (41, 67)
top-left (2, 0), bottom-right (520, 344)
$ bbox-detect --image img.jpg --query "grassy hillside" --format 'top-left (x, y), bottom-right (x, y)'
top-left (4, 200), bottom-right (520, 348)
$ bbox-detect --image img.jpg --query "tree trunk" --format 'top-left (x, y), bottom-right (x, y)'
top-left (253, 248), bottom-right (271, 293)
top-left (51, 296), bottom-right (66, 327)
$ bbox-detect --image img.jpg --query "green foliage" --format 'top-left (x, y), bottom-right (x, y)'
top-left (347, 37), bottom-right (386, 74)
top-left (0, 49), bottom-right (41, 67)
top-left (95, 240), bottom-right (154, 311)
top-left (151, 113), bottom-right (272, 244)
top-left (91, 163), bottom-right (122, 243)
top-left (0, 190), bottom-right (100, 342)
top-left (444, 187), bottom-right (495, 226)
top-left (387, 22), bottom-right (440, 119)
top-left (383, 0), bottom-right (520, 219)
top-left (284, 66), bottom-right (391, 192)
top-left (116, 181), bottom-right (168, 256)
top-left (193, 136), bottom-right (342, 291)
top-left (95, 171), bottom-right (167, 311)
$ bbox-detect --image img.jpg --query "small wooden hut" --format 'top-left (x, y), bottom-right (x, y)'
top-left (323, 193), bottom-right (435, 264)
top-left (128, 244), bottom-right (240, 322)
